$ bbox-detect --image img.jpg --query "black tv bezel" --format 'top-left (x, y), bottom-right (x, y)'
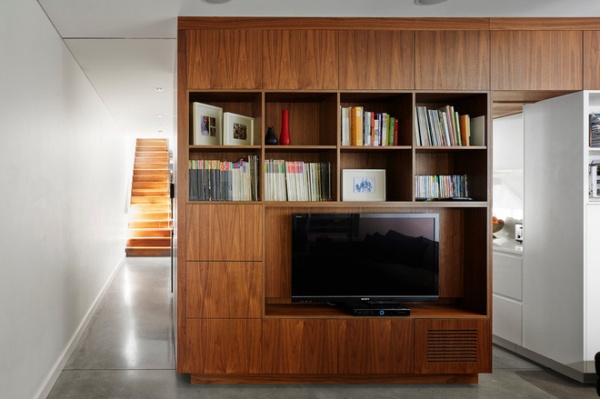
top-left (290, 212), bottom-right (440, 305)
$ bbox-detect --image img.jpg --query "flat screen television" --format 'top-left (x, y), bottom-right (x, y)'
top-left (291, 213), bottom-right (439, 306)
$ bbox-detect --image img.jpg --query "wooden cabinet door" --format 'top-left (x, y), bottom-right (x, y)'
top-left (263, 30), bottom-right (338, 89)
top-left (339, 30), bottom-right (414, 90)
top-left (262, 319), bottom-right (339, 374)
top-left (414, 319), bottom-right (491, 375)
top-left (416, 31), bottom-right (489, 90)
top-left (338, 319), bottom-right (413, 374)
top-left (584, 31), bottom-right (600, 89)
top-left (186, 204), bottom-right (263, 261)
top-left (185, 262), bottom-right (262, 318)
top-left (183, 319), bottom-right (262, 374)
top-left (185, 29), bottom-right (262, 89)
top-left (491, 30), bottom-right (582, 90)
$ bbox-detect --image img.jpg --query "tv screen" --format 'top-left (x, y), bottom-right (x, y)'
top-left (291, 213), bottom-right (439, 305)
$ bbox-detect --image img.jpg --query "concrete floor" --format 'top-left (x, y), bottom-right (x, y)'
top-left (48, 257), bottom-right (598, 399)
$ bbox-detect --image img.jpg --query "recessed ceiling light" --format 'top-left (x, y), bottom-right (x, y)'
top-left (155, 87), bottom-right (164, 92)
top-left (415, 0), bottom-right (449, 5)
top-left (202, 0), bottom-right (231, 4)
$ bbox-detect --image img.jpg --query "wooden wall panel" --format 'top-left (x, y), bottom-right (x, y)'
top-left (584, 31), bottom-right (600, 89)
top-left (183, 319), bottom-right (262, 374)
top-left (263, 30), bottom-right (338, 89)
top-left (186, 204), bottom-right (263, 261)
top-left (186, 29), bottom-right (262, 89)
top-left (491, 31), bottom-right (583, 90)
top-left (339, 30), bottom-right (415, 90)
top-left (416, 31), bottom-right (490, 90)
top-left (185, 262), bottom-right (262, 318)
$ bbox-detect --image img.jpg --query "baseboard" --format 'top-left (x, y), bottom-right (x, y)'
top-left (493, 335), bottom-right (597, 384)
top-left (35, 254), bottom-right (126, 399)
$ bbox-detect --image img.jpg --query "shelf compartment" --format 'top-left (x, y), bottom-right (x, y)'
top-left (265, 92), bottom-right (338, 146)
top-left (340, 149), bottom-right (413, 202)
top-left (340, 92), bottom-right (413, 147)
top-left (188, 91), bottom-right (263, 146)
top-left (415, 148), bottom-right (488, 201)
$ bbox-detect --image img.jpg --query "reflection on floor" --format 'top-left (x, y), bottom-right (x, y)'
top-left (48, 257), bottom-right (598, 399)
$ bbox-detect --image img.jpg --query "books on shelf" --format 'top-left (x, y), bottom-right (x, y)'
top-left (415, 105), bottom-right (484, 147)
top-left (341, 106), bottom-right (400, 147)
top-left (415, 174), bottom-right (469, 200)
top-left (264, 160), bottom-right (332, 202)
top-left (188, 155), bottom-right (259, 201)
top-left (590, 113), bottom-right (600, 147)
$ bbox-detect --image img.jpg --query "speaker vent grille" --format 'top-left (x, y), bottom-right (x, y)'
top-left (426, 329), bottom-right (478, 363)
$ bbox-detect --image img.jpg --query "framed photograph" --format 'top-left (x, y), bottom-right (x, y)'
top-left (193, 102), bottom-right (222, 145)
top-left (223, 112), bottom-right (254, 146)
top-left (342, 169), bottom-right (386, 201)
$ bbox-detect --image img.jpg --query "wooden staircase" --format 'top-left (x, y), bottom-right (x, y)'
top-left (126, 138), bottom-right (172, 257)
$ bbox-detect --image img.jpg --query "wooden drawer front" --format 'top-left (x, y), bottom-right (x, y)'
top-left (183, 319), bottom-right (261, 374)
top-left (186, 29), bottom-right (262, 89)
top-left (416, 30), bottom-right (490, 90)
top-left (493, 294), bottom-right (523, 346)
top-left (491, 30), bottom-right (582, 90)
top-left (338, 319), bottom-right (413, 375)
top-left (493, 251), bottom-right (522, 301)
top-left (263, 30), bottom-right (338, 89)
top-left (185, 262), bottom-right (262, 319)
top-left (262, 318), bottom-right (413, 375)
top-left (186, 204), bottom-right (263, 261)
top-left (414, 319), bottom-right (491, 374)
top-left (262, 319), bottom-right (339, 374)
top-left (339, 30), bottom-right (414, 90)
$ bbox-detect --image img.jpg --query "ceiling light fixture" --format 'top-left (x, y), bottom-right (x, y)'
top-left (414, 0), bottom-right (449, 5)
top-left (202, 0), bottom-right (231, 4)
top-left (155, 87), bottom-right (164, 92)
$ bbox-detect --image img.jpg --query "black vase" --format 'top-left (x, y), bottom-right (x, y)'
top-left (265, 126), bottom-right (278, 145)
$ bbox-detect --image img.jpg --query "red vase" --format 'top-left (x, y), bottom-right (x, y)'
top-left (280, 109), bottom-right (291, 145)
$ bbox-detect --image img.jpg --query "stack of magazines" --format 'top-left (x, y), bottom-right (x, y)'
top-left (264, 160), bottom-right (332, 201)
top-left (189, 155), bottom-right (259, 201)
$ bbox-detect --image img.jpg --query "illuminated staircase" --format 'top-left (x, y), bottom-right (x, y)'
top-left (126, 138), bottom-right (172, 257)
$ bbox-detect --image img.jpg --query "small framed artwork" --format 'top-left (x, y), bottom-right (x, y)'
top-left (223, 112), bottom-right (254, 146)
top-left (342, 169), bottom-right (386, 201)
top-left (193, 102), bottom-right (222, 145)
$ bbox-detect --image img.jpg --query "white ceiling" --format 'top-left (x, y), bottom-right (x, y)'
top-left (37, 0), bottom-right (600, 138)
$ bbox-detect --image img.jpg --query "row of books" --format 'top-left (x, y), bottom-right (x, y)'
top-left (590, 113), bottom-right (600, 147)
top-left (189, 156), bottom-right (259, 201)
top-left (415, 105), bottom-right (485, 147)
top-left (264, 160), bottom-right (332, 201)
top-left (415, 174), bottom-right (469, 200)
top-left (341, 106), bottom-right (399, 147)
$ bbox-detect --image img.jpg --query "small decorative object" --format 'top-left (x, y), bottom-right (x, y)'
top-left (280, 109), bottom-right (291, 145)
top-left (265, 126), bottom-right (278, 145)
top-left (342, 169), bottom-right (386, 201)
top-left (192, 102), bottom-right (223, 145)
top-left (223, 112), bottom-right (254, 145)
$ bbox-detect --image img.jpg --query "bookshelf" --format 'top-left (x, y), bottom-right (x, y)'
top-left (177, 18), bottom-right (492, 384)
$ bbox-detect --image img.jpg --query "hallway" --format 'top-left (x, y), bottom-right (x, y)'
top-left (47, 257), bottom-right (597, 398)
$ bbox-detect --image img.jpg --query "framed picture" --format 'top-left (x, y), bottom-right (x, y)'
top-left (342, 169), bottom-right (386, 201)
top-left (223, 112), bottom-right (254, 146)
top-left (193, 102), bottom-right (222, 145)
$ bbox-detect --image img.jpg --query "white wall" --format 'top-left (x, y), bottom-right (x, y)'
top-left (0, 1), bottom-right (129, 398)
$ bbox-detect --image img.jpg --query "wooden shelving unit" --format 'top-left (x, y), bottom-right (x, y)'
top-left (177, 17), bottom-right (494, 385)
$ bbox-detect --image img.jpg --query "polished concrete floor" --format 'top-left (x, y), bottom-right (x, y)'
top-left (48, 257), bottom-right (598, 399)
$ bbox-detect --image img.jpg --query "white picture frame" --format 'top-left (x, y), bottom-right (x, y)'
top-left (223, 112), bottom-right (254, 146)
top-left (192, 102), bottom-right (222, 145)
top-left (342, 169), bottom-right (386, 201)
